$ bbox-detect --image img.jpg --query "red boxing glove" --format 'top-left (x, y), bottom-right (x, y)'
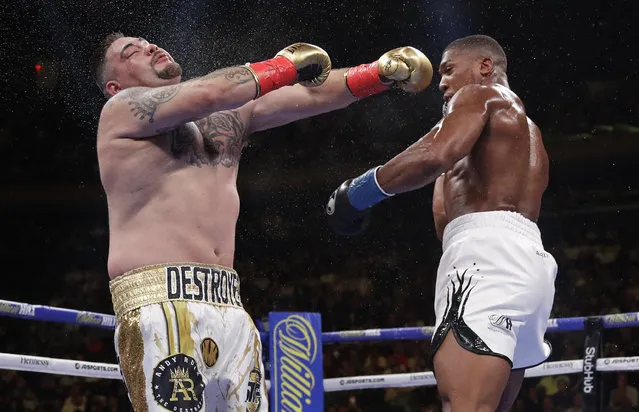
top-left (247, 43), bottom-right (332, 98)
top-left (345, 62), bottom-right (390, 99)
top-left (346, 47), bottom-right (433, 98)
top-left (248, 56), bottom-right (298, 97)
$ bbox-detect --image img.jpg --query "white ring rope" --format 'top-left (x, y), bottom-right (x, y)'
top-left (1, 352), bottom-right (637, 392)
top-left (0, 353), bottom-right (120, 380)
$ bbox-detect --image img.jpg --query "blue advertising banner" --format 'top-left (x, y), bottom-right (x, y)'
top-left (268, 312), bottom-right (323, 412)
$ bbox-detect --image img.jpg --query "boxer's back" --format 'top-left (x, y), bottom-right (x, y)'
top-left (97, 109), bottom-right (250, 278)
top-left (443, 84), bottom-right (549, 223)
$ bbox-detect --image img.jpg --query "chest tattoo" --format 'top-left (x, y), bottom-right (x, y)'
top-left (197, 110), bottom-right (247, 168)
top-left (168, 110), bottom-right (248, 168)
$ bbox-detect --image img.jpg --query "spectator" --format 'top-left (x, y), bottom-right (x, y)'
top-left (610, 373), bottom-right (638, 412)
top-left (542, 395), bottom-right (560, 412)
top-left (551, 376), bottom-right (573, 409)
top-left (565, 393), bottom-right (582, 412)
top-left (521, 383), bottom-right (543, 412)
top-left (61, 383), bottom-right (87, 412)
top-left (2, 205), bottom-right (639, 411)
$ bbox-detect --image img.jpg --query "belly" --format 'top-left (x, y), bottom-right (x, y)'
top-left (106, 179), bottom-right (241, 278)
top-left (444, 166), bottom-right (535, 223)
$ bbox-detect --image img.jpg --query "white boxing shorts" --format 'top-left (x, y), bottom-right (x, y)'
top-left (110, 263), bottom-right (267, 412)
top-left (432, 211), bottom-right (557, 369)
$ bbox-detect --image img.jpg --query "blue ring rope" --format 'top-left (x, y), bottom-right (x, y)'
top-left (2, 299), bottom-right (638, 344)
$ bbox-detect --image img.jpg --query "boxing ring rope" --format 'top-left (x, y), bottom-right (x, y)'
top-left (2, 299), bottom-right (639, 411)
top-left (2, 350), bottom-right (639, 391)
top-left (3, 299), bottom-right (639, 339)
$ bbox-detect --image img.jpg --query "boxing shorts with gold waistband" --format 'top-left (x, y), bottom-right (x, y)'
top-left (110, 263), bottom-right (267, 411)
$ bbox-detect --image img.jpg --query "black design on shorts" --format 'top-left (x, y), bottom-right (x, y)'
top-left (201, 338), bottom-right (219, 368)
top-left (245, 368), bottom-right (262, 412)
top-left (489, 314), bottom-right (513, 331)
top-left (431, 267), bottom-right (510, 364)
top-left (152, 354), bottom-right (205, 411)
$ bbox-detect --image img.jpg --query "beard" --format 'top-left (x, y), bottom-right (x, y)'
top-left (156, 62), bottom-right (183, 80)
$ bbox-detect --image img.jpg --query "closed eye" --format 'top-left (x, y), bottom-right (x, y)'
top-left (120, 42), bottom-right (142, 59)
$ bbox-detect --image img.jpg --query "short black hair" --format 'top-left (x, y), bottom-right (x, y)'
top-left (444, 34), bottom-right (507, 72)
top-left (90, 32), bottom-right (125, 96)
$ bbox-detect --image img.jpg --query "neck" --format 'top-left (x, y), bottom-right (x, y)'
top-left (482, 72), bottom-right (509, 88)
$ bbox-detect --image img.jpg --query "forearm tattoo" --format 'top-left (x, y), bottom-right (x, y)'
top-left (124, 85), bottom-right (182, 123)
top-left (199, 66), bottom-right (254, 84)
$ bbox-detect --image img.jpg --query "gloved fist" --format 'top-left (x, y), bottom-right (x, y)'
top-left (248, 43), bottom-right (332, 97)
top-left (276, 43), bottom-right (332, 87)
top-left (377, 47), bottom-right (433, 93)
top-left (326, 180), bottom-right (371, 236)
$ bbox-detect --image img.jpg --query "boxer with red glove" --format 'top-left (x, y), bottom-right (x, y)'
top-left (324, 48), bottom-right (433, 235)
top-left (95, 31), bottom-right (434, 412)
top-left (345, 47), bottom-right (434, 98)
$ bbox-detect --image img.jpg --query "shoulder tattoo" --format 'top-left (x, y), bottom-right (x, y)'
top-left (124, 85), bottom-right (182, 123)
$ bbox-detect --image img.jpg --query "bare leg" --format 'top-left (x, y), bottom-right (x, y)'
top-left (434, 331), bottom-right (512, 412)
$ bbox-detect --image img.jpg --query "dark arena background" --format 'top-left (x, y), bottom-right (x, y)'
top-left (1, 0), bottom-right (639, 411)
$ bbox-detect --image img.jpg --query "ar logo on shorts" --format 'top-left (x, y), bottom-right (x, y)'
top-left (245, 368), bottom-right (262, 412)
top-left (201, 338), bottom-right (219, 368)
top-left (152, 354), bottom-right (205, 411)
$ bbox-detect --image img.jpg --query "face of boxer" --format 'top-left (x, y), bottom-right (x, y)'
top-left (438, 48), bottom-right (494, 114)
top-left (104, 36), bottom-right (183, 97)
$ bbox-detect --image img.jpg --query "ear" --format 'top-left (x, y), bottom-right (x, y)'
top-left (479, 57), bottom-right (494, 77)
top-left (105, 80), bottom-right (121, 97)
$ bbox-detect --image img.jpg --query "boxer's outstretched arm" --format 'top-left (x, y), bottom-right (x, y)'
top-left (248, 46), bottom-right (433, 133)
top-left (376, 84), bottom-right (494, 194)
top-left (247, 69), bottom-right (356, 134)
top-left (325, 85), bottom-right (493, 236)
top-left (99, 43), bottom-right (331, 139)
top-left (99, 66), bottom-right (260, 139)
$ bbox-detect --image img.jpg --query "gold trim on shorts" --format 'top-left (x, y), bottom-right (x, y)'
top-left (117, 308), bottom-right (148, 411)
top-left (110, 262), bottom-right (243, 319)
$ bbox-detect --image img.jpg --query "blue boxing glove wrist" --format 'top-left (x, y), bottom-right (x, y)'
top-left (347, 166), bottom-right (394, 210)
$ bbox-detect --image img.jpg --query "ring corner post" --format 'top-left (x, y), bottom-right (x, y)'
top-left (268, 312), bottom-right (324, 412)
top-left (583, 316), bottom-right (603, 412)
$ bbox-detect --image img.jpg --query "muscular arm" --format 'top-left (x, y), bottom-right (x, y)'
top-left (432, 174), bottom-right (448, 241)
top-left (99, 67), bottom-right (257, 139)
top-left (376, 84), bottom-right (495, 194)
top-left (247, 69), bottom-right (357, 133)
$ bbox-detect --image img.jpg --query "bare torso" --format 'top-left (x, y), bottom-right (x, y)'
top-left (437, 84), bottom-right (549, 233)
top-left (97, 107), bottom-right (253, 278)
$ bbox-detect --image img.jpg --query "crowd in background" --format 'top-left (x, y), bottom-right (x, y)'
top-left (1, 207), bottom-right (638, 412)
top-left (2, 0), bottom-right (638, 410)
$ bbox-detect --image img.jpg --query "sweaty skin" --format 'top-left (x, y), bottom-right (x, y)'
top-left (370, 44), bottom-right (551, 412)
top-left (98, 37), bottom-right (356, 278)
top-left (99, 110), bottom-right (246, 277)
top-left (376, 57), bottom-right (549, 238)
top-left (432, 84), bottom-right (549, 240)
